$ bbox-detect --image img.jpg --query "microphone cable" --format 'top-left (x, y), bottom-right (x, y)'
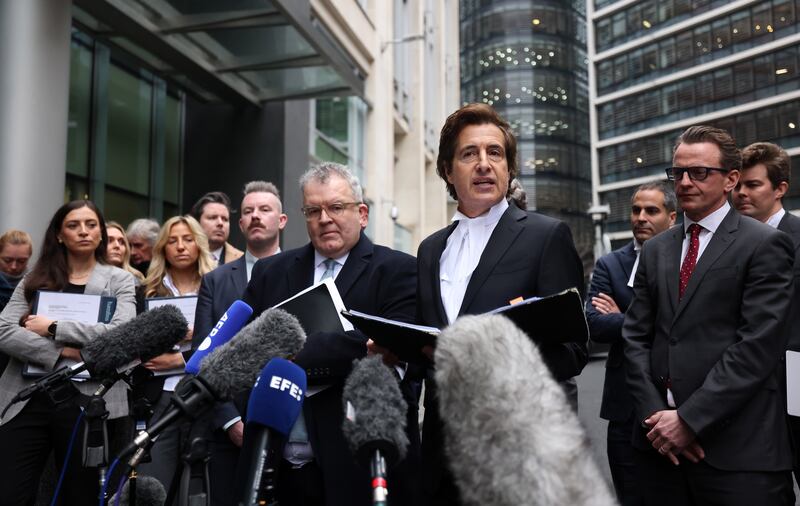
top-left (98, 455), bottom-right (122, 506)
top-left (49, 409), bottom-right (85, 506)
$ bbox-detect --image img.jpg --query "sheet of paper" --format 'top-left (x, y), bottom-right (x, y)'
top-left (787, 351), bottom-right (800, 416)
top-left (26, 291), bottom-right (111, 379)
top-left (36, 291), bottom-right (104, 324)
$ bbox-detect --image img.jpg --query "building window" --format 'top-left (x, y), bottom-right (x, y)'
top-left (65, 28), bottom-right (184, 226)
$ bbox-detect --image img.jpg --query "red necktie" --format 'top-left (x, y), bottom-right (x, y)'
top-left (679, 224), bottom-right (701, 300)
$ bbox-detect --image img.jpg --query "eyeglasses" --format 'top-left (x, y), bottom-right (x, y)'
top-left (301, 202), bottom-right (361, 221)
top-left (665, 166), bottom-right (729, 181)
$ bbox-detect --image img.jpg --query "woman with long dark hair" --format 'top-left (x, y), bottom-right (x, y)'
top-left (0, 200), bottom-right (137, 505)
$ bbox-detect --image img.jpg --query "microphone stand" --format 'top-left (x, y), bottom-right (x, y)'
top-left (177, 436), bottom-right (212, 506)
top-left (370, 450), bottom-right (389, 506)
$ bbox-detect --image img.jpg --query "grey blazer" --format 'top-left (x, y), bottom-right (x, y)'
top-left (0, 263), bottom-right (136, 423)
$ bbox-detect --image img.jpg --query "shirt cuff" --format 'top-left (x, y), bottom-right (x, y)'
top-left (222, 416), bottom-right (242, 431)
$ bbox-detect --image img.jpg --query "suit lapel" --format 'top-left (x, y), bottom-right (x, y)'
top-left (662, 225), bottom-right (684, 315)
top-left (230, 256), bottom-right (248, 296)
top-left (335, 234), bottom-right (372, 300)
top-left (428, 223), bottom-right (457, 327)
top-left (459, 205), bottom-right (525, 315)
top-left (617, 241), bottom-right (637, 280)
top-left (673, 210), bottom-right (739, 321)
top-left (85, 264), bottom-right (110, 295)
top-left (778, 213), bottom-right (800, 254)
top-left (287, 245), bottom-right (315, 296)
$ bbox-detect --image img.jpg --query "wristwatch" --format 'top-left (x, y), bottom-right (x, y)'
top-left (47, 321), bottom-right (58, 337)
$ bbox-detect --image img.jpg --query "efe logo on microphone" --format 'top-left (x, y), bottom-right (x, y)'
top-left (269, 375), bottom-right (303, 401)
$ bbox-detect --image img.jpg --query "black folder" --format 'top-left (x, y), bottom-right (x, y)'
top-left (340, 310), bottom-right (439, 364)
top-left (487, 287), bottom-right (588, 345)
top-left (341, 287), bottom-right (588, 364)
top-left (274, 279), bottom-right (348, 336)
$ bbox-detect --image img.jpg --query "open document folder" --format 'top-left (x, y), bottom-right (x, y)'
top-left (23, 291), bottom-right (117, 379)
top-left (341, 287), bottom-right (589, 364)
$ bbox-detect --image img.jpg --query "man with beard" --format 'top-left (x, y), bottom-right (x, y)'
top-left (586, 182), bottom-right (676, 505)
top-left (192, 181), bottom-right (287, 506)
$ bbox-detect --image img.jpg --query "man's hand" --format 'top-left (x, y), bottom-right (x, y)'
top-left (591, 293), bottom-right (621, 315)
top-left (227, 421), bottom-right (244, 447)
top-left (645, 410), bottom-right (698, 465)
top-left (366, 339), bottom-right (400, 367)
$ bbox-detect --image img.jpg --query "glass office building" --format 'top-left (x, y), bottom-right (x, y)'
top-left (589, 0), bottom-right (800, 247)
top-left (460, 0), bottom-right (594, 268)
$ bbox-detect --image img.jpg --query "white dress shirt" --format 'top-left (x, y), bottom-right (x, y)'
top-left (210, 246), bottom-right (223, 264)
top-left (439, 199), bottom-right (509, 324)
top-left (766, 207), bottom-right (786, 229)
top-left (160, 273), bottom-right (198, 391)
top-left (680, 201), bottom-right (731, 264)
top-left (627, 240), bottom-right (643, 288)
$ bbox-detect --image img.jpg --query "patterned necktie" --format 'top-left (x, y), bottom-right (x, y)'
top-left (679, 224), bottom-right (702, 300)
top-left (320, 258), bottom-right (337, 281)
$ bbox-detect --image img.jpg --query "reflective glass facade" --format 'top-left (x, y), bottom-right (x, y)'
top-left (591, 0), bottom-right (800, 239)
top-left (461, 0), bottom-right (593, 265)
top-left (66, 29), bottom-right (184, 226)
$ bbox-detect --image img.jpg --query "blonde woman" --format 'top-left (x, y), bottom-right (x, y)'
top-left (106, 221), bottom-right (145, 283)
top-left (135, 215), bottom-right (214, 492)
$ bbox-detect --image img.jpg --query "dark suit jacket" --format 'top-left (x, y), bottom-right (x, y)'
top-left (778, 211), bottom-right (800, 351)
top-left (586, 241), bottom-right (636, 422)
top-left (623, 209), bottom-right (794, 471)
top-left (241, 233), bottom-right (420, 506)
top-left (193, 256), bottom-right (249, 429)
top-left (417, 202), bottom-right (587, 502)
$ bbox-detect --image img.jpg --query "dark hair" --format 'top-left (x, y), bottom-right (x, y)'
top-left (24, 200), bottom-right (108, 303)
top-left (437, 103), bottom-right (518, 200)
top-left (190, 191), bottom-right (233, 221)
top-left (632, 181), bottom-right (677, 213)
top-left (674, 125), bottom-right (741, 172)
top-left (741, 142), bottom-right (791, 190)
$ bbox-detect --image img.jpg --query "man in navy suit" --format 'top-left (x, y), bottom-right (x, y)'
top-left (193, 180), bottom-right (286, 506)
top-left (240, 163), bottom-right (420, 506)
top-left (416, 103), bottom-right (587, 505)
top-left (733, 142), bottom-right (800, 487)
top-left (586, 182), bottom-right (676, 505)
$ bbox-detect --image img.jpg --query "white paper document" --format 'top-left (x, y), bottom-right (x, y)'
top-left (787, 350), bottom-right (800, 416)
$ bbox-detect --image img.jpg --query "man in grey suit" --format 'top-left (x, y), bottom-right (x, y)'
top-left (732, 142), bottom-right (800, 488)
top-left (623, 126), bottom-right (795, 505)
top-left (192, 180), bottom-right (286, 506)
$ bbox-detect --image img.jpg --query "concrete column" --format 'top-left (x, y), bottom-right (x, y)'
top-left (0, 0), bottom-right (72, 248)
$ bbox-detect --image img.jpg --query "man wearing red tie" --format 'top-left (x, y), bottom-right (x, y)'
top-left (623, 125), bottom-right (795, 505)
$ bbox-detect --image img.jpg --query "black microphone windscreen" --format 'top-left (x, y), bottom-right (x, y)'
top-left (434, 314), bottom-right (615, 506)
top-left (198, 308), bottom-right (306, 400)
top-left (342, 355), bottom-right (408, 466)
top-left (83, 305), bottom-right (188, 378)
top-left (110, 475), bottom-right (166, 506)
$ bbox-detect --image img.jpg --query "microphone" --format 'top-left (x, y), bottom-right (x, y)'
top-left (109, 475), bottom-right (167, 506)
top-left (185, 300), bottom-right (253, 375)
top-left (6, 306), bottom-right (188, 407)
top-left (434, 314), bottom-right (616, 506)
top-left (342, 355), bottom-right (409, 506)
top-left (120, 308), bottom-right (306, 461)
top-left (238, 358), bottom-right (306, 506)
